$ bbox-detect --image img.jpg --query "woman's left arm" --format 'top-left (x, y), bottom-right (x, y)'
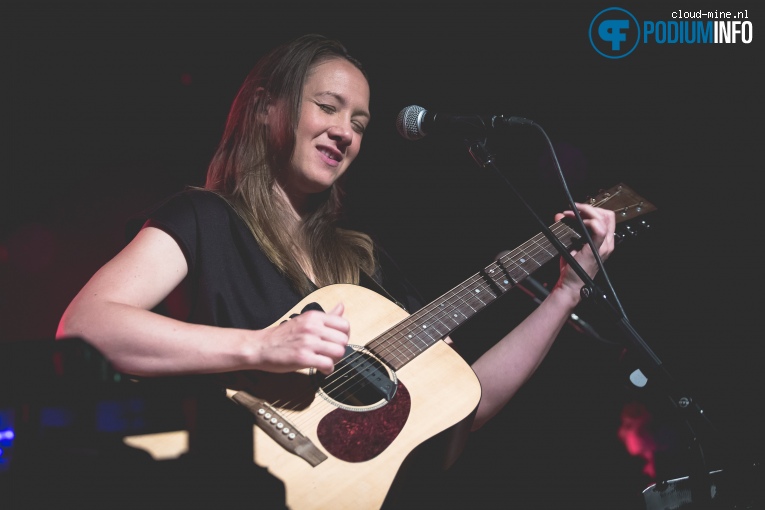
top-left (468, 203), bottom-right (616, 430)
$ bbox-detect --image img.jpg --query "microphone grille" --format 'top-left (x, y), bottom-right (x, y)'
top-left (396, 105), bottom-right (426, 141)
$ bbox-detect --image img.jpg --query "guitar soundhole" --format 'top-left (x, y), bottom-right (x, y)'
top-left (314, 345), bottom-right (396, 410)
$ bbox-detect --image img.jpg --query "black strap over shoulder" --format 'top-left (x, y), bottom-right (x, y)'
top-left (360, 269), bottom-right (409, 312)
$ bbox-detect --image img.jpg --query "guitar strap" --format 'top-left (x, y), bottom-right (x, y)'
top-left (360, 268), bottom-right (409, 312)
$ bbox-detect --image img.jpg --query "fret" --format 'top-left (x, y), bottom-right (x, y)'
top-left (375, 273), bottom-right (504, 370)
top-left (530, 235), bottom-right (555, 258)
top-left (485, 261), bottom-right (515, 290)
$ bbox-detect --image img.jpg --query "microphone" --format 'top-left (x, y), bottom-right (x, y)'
top-left (396, 105), bottom-right (534, 141)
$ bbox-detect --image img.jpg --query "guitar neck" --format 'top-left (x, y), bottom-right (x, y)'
top-left (364, 182), bottom-right (657, 371)
top-left (367, 220), bottom-right (580, 371)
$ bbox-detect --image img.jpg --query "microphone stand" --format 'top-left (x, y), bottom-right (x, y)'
top-left (460, 133), bottom-right (758, 509)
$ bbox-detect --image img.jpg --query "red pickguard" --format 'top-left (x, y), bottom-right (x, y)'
top-left (316, 383), bottom-right (411, 462)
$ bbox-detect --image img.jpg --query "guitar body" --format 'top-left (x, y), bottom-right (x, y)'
top-left (228, 284), bottom-right (482, 510)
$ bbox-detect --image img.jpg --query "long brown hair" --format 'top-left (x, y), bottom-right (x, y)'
top-left (204, 34), bottom-right (376, 295)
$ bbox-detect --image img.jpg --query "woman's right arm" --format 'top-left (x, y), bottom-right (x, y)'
top-left (56, 226), bottom-right (349, 377)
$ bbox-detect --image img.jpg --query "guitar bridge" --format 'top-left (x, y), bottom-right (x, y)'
top-left (229, 390), bottom-right (327, 467)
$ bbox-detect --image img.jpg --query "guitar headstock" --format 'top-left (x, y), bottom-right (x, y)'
top-left (586, 182), bottom-right (657, 223)
top-left (586, 183), bottom-right (658, 243)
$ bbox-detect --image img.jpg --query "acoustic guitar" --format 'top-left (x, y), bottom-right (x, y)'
top-left (225, 183), bottom-right (657, 509)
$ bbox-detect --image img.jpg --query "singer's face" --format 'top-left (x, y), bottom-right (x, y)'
top-left (282, 58), bottom-right (370, 199)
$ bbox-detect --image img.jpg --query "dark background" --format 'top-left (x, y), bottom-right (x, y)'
top-left (4, 2), bottom-right (763, 508)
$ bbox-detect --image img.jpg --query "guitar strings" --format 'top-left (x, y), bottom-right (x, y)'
top-left (270, 196), bottom-right (632, 426)
top-left (262, 189), bottom-right (639, 429)
top-left (367, 221), bottom-right (574, 362)
top-left (276, 221), bottom-right (580, 428)
top-left (272, 221), bottom-right (577, 429)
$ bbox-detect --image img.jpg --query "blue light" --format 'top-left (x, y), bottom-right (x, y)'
top-left (96, 398), bottom-right (146, 433)
top-left (0, 429), bottom-right (14, 442)
top-left (40, 407), bottom-right (74, 428)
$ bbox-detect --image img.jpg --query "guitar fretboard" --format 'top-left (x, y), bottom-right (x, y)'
top-left (367, 220), bottom-right (581, 370)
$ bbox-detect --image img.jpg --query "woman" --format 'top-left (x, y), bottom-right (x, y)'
top-left (57, 33), bottom-right (616, 506)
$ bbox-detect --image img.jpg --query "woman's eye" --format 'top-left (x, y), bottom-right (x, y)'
top-left (318, 103), bottom-right (335, 113)
top-left (353, 122), bottom-right (366, 134)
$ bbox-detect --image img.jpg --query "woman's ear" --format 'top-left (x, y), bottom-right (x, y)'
top-left (254, 87), bottom-right (272, 125)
